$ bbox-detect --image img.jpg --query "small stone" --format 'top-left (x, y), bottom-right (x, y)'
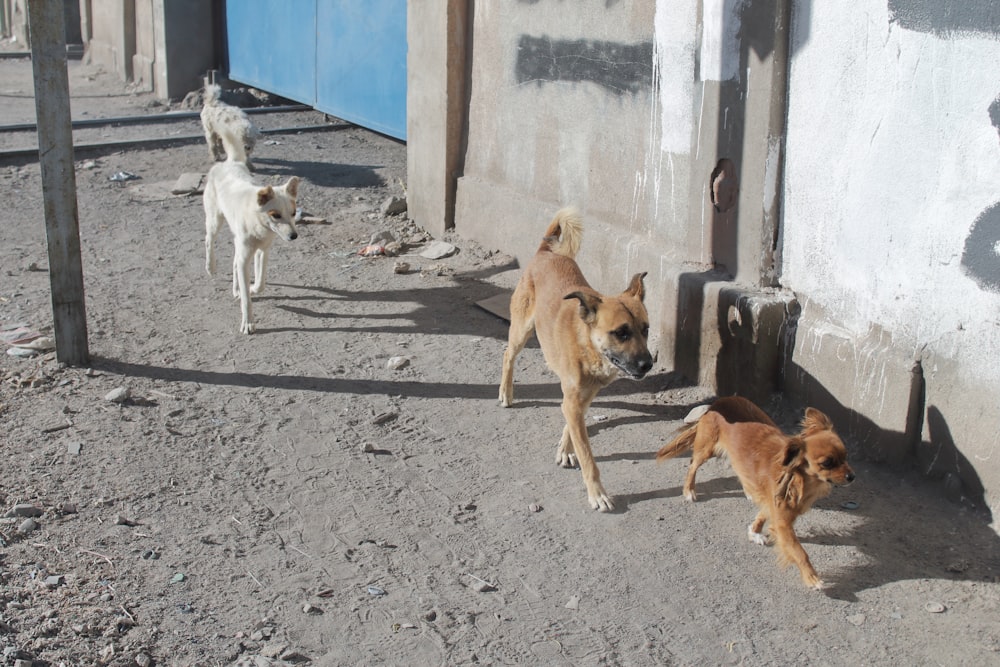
top-left (372, 411), bottom-right (397, 425)
top-left (59, 503), bottom-right (78, 514)
top-left (419, 241), bottom-right (457, 260)
top-left (423, 610), bottom-right (437, 622)
top-left (392, 261), bottom-right (410, 274)
top-left (45, 575), bottom-right (65, 588)
top-left (846, 613), bottom-right (865, 626)
top-left (565, 595), bottom-right (580, 610)
top-left (386, 356), bottom-right (410, 371)
top-left (105, 387), bottom-right (131, 403)
top-left (115, 514), bottom-right (138, 526)
top-left (370, 230), bottom-right (396, 245)
top-left (367, 585), bottom-right (387, 596)
top-left (683, 404), bottom-right (711, 424)
top-left (8, 503), bottom-right (43, 518)
top-left (302, 603), bottom-right (323, 615)
top-left (380, 196), bottom-right (407, 216)
top-left (529, 503), bottom-right (542, 513)
top-left (170, 573), bottom-right (185, 584)
top-left (67, 442), bottom-right (82, 455)
top-left (261, 642), bottom-right (288, 658)
top-left (924, 601), bottom-right (946, 613)
top-left (361, 442), bottom-right (377, 453)
top-left (18, 518), bottom-right (38, 534)
top-left (170, 172), bottom-right (205, 195)
top-left (135, 652), bottom-right (153, 667)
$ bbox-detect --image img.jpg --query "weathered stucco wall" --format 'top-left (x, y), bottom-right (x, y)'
top-left (782, 1), bottom-right (1000, 520)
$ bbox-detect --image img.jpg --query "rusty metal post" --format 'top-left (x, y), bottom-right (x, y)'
top-left (28, 0), bottom-right (89, 365)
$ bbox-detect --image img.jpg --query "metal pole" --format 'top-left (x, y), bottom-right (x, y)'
top-left (28, 0), bottom-right (89, 365)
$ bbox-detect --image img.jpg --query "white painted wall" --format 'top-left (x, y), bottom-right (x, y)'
top-left (783, 0), bottom-right (1000, 520)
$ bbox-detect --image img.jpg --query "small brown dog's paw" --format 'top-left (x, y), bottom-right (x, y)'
top-left (747, 525), bottom-right (771, 546)
top-left (683, 489), bottom-right (697, 502)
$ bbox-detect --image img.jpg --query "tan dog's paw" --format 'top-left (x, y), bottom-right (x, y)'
top-left (589, 488), bottom-right (615, 512)
top-left (498, 387), bottom-right (513, 407)
top-left (803, 573), bottom-right (825, 590)
top-left (555, 445), bottom-right (577, 468)
top-left (747, 525), bottom-right (771, 546)
top-left (683, 488), bottom-right (698, 502)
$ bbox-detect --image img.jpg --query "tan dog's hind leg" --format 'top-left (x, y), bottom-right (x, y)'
top-left (560, 384), bottom-right (613, 511)
top-left (499, 287), bottom-right (534, 407)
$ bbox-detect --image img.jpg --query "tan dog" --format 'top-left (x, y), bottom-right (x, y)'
top-left (656, 396), bottom-right (855, 589)
top-left (499, 208), bottom-right (653, 511)
top-left (204, 160), bottom-right (300, 334)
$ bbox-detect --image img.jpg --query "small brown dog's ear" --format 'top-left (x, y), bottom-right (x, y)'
top-left (564, 291), bottom-right (602, 324)
top-left (257, 186), bottom-right (275, 206)
top-left (624, 272), bottom-right (647, 301)
top-left (777, 472), bottom-right (804, 508)
top-left (284, 176), bottom-right (300, 198)
top-left (782, 437), bottom-right (806, 468)
top-left (801, 407), bottom-right (834, 435)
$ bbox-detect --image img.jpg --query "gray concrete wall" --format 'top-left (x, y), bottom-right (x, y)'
top-left (80, 0), bottom-right (214, 100)
top-left (406, 0), bottom-right (1000, 529)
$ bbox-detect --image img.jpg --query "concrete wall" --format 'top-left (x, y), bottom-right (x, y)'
top-left (80, 0), bottom-right (215, 100)
top-left (782, 1), bottom-right (1000, 518)
top-left (407, 0), bottom-right (1000, 528)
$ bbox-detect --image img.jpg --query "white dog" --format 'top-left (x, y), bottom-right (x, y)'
top-left (201, 84), bottom-right (261, 168)
top-left (204, 160), bottom-right (300, 334)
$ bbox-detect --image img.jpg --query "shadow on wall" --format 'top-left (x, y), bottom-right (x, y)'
top-left (784, 363), bottom-right (992, 524)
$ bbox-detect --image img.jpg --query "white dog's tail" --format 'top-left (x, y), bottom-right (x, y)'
top-left (540, 207), bottom-right (582, 258)
top-left (204, 83), bottom-right (222, 106)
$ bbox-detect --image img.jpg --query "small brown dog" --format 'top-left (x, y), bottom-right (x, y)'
top-left (499, 208), bottom-right (653, 511)
top-left (656, 396), bottom-right (855, 589)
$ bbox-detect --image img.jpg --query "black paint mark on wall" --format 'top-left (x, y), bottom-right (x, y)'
top-left (962, 203), bottom-right (1000, 292)
top-left (962, 97), bottom-right (1000, 293)
top-left (888, 0), bottom-right (1000, 38)
top-left (515, 35), bottom-right (653, 95)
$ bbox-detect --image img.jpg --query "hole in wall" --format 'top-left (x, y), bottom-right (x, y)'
top-left (710, 158), bottom-right (738, 213)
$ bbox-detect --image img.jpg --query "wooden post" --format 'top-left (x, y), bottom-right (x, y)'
top-left (28, 0), bottom-right (89, 365)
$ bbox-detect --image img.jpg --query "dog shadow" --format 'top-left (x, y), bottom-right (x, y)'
top-left (628, 456), bottom-right (1000, 600)
top-left (252, 157), bottom-right (387, 189)
top-left (790, 461), bottom-right (1000, 601)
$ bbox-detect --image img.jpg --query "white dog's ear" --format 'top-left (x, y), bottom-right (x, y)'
top-left (257, 186), bottom-right (275, 206)
top-left (284, 176), bottom-right (300, 197)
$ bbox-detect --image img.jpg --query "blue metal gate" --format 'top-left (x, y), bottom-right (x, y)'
top-left (225, 0), bottom-right (407, 140)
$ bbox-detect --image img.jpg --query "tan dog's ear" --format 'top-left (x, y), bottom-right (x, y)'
top-left (284, 176), bottom-right (300, 198)
top-left (257, 186), bottom-right (275, 206)
top-left (624, 272), bottom-right (647, 301)
top-left (781, 437), bottom-right (806, 468)
top-left (778, 471), bottom-right (804, 508)
top-left (564, 292), bottom-right (602, 324)
top-left (801, 407), bottom-right (834, 435)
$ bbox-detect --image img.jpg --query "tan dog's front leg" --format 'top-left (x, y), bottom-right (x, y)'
top-left (560, 388), bottom-right (613, 512)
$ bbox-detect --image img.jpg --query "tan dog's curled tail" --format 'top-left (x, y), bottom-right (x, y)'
top-left (539, 207), bottom-right (583, 258)
top-left (656, 424), bottom-right (698, 463)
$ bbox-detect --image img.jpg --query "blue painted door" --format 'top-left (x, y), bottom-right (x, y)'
top-left (225, 0), bottom-right (407, 140)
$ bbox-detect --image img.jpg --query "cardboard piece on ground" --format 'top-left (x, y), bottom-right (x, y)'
top-left (171, 172), bottom-right (206, 195)
top-left (475, 292), bottom-right (511, 322)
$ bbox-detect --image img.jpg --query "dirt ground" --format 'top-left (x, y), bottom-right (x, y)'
top-left (1, 56), bottom-right (999, 667)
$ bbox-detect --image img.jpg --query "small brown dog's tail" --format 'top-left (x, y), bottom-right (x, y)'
top-left (540, 207), bottom-right (583, 258)
top-left (655, 424), bottom-right (698, 463)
